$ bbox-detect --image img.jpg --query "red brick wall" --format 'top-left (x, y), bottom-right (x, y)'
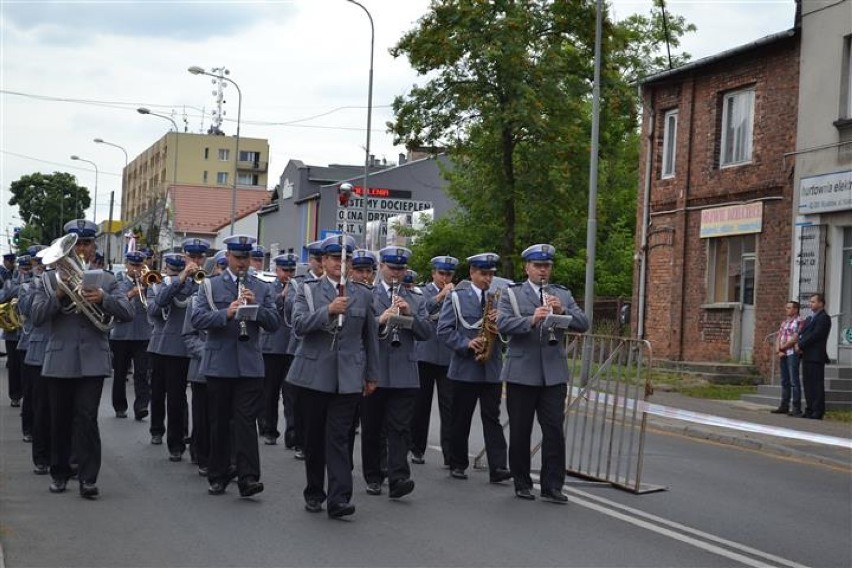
top-left (633, 35), bottom-right (799, 378)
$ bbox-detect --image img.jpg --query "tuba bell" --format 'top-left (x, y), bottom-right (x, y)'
top-left (0, 298), bottom-right (22, 332)
top-left (37, 234), bottom-right (115, 332)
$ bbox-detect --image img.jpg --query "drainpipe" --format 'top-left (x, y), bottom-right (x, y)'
top-left (637, 87), bottom-right (654, 340)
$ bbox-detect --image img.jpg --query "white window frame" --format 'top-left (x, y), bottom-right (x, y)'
top-left (720, 88), bottom-right (755, 167)
top-left (216, 172), bottom-right (229, 185)
top-left (237, 172), bottom-right (257, 186)
top-left (217, 148), bottom-right (230, 161)
top-left (239, 150), bottom-right (260, 163)
top-left (661, 109), bottom-right (678, 179)
top-left (844, 35), bottom-right (852, 119)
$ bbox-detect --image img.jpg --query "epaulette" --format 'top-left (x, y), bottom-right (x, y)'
top-left (354, 280), bottom-right (374, 290)
top-left (454, 280), bottom-right (472, 291)
top-left (551, 284), bottom-right (569, 291)
top-left (508, 282), bottom-right (523, 288)
top-left (305, 279), bottom-right (322, 286)
top-left (407, 287), bottom-right (423, 296)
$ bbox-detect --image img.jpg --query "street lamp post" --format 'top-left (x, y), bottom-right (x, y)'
top-left (346, 0), bottom-right (375, 247)
top-left (70, 155), bottom-right (99, 223)
top-left (94, 138), bottom-right (129, 267)
top-left (188, 65), bottom-right (242, 236)
top-left (137, 108), bottom-right (179, 250)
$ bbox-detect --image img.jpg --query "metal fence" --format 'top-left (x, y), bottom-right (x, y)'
top-left (474, 333), bottom-right (664, 494)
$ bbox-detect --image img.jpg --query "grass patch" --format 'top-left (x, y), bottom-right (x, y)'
top-left (825, 410), bottom-right (852, 423)
top-left (677, 385), bottom-right (758, 400)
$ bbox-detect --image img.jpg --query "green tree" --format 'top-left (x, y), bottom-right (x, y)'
top-left (391, 0), bottom-right (693, 290)
top-left (8, 172), bottom-right (91, 248)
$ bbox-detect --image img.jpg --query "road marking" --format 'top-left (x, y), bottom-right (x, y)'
top-left (527, 471), bottom-right (807, 568)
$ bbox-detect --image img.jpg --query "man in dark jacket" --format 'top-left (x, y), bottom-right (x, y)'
top-left (796, 293), bottom-right (832, 420)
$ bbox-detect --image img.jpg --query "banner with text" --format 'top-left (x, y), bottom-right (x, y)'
top-left (336, 197), bottom-right (433, 236)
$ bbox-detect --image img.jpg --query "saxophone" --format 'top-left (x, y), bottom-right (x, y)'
top-left (474, 290), bottom-right (500, 364)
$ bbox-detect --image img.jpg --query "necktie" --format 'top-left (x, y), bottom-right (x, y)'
top-left (539, 286), bottom-right (544, 306)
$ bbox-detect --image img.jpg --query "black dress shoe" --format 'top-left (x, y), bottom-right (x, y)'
top-left (151, 434), bottom-right (163, 445)
top-left (208, 481), bottom-right (227, 495)
top-left (135, 409), bottom-right (149, 421)
top-left (800, 412), bottom-right (813, 419)
top-left (770, 407), bottom-right (789, 414)
top-left (410, 452), bottom-right (425, 465)
top-left (787, 409), bottom-right (803, 417)
top-left (197, 466), bottom-right (209, 477)
top-left (115, 410), bottom-right (127, 419)
top-left (514, 488), bottom-right (535, 500)
top-left (22, 433), bottom-right (33, 443)
top-left (327, 502), bottom-right (356, 518)
top-left (450, 468), bottom-right (468, 480)
top-left (49, 479), bottom-right (67, 493)
top-left (169, 451), bottom-right (183, 462)
top-left (10, 398), bottom-right (21, 408)
top-left (294, 449), bottom-right (306, 461)
top-left (239, 480), bottom-right (264, 497)
top-left (489, 469), bottom-right (512, 483)
top-left (389, 479), bottom-right (415, 499)
top-left (79, 482), bottom-right (99, 499)
top-left (366, 482), bottom-right (382, 496)
top-left (540, 489), bottom-right (568, 504)
top-left (33, 464), bottom-right (50, 475)
top-left (304, 499), bottom-right (323, 513)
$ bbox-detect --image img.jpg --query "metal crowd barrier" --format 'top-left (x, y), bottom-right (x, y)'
top-left (473, 333), bottom-right (665, 494)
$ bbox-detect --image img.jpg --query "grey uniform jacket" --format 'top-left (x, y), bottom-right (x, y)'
top-left (31, 269), bottom-right (134, 378)
top-left (437, 282), bottom-right (502, 383)
top-left (260, 279), bottom-right (293, 355)
top-left (285, 274), bottom-right (318, 355)
top-left (191, 272), bottom-right (280, 378)
top-left (18, 276), bottom-right (50, 366)
top-left (497, 281), bottom-right (589, 386)
top-left (373, 284), bottom-right (432, 389)
top-left (181, 300), bottom-right (206, 383)
top-left (415, 281), bottom-right (453, 366)
top-left (15, 276), bottom-right (34, 351)
top-left (110, 278), bottom-right (153, 341)
top-left (146, 276), bottom-right (195, 357)
top-left (286, 277), bottom-right (380, 394)
top-left (0, 274), bottom-right (21, 341)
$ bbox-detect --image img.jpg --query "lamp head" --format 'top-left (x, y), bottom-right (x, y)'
top-left (71, 155), bottom-right (80, 160)
top-left (188, 66), bottom-right (205, 75)
top-left (137, 107), bottom-right (150, 115)
top-left (338, 183), bottom-right (353, 207)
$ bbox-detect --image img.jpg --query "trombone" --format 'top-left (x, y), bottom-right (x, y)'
top-left (140, 266), bottom-right (163, 286)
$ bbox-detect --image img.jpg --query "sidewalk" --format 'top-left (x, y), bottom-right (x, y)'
top-left (644, 390), bottom-right (852, 468)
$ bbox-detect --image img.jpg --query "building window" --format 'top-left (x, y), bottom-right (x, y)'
top-left (217, 172), bottom-right (229, 185)
top-left (204, 147), bottom-right (209, 160)
top-left (238, 172), bottom-right (258, 186)
top-left (218, 148), bottom-right (230, 161)
top-left (720, 88), bottom-right (755, 167)
top-left (707, 234), bottom-right (756, 303)
top-left (661, 109), bottom-right (678, 179)
top-left (203, 170), bottom-right (208, 184)
top-left (239, 150), bottom-right (260, 163)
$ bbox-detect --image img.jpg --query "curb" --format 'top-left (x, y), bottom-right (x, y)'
top-left (647, 418), bottom-right (852, 470)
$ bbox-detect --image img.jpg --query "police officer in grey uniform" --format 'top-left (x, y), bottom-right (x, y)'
top-left (411, 255), bottom-right (458, 466)
top-left (250, 244), bottom-right (266, 273)
top-left (110, 250), bottom-right (152, 420)
top-left (182, 287), bottom-right (210, 477)
top-left (362, 246), bottom-right (431, 498)
top-left (286, 235), bottom-right (379, 518)
top-left (259, 252), bottom-right (298, 445)
top-left (192, 234), bottom-right (280, 497)
top-left (1, 254), bottom-right (23, 408)
top-left (497, 244), bottom-right (589, 503)
top-left (31, 219), bottom-right (134, 498)
top-left (147, 244), bottom-right (205, 461)
top-left (12, 255), bottom-right (34, 439)
top-left (17, 252), bottom-right (50, 473)
top-left (437, 253), bottom-right (511, 484)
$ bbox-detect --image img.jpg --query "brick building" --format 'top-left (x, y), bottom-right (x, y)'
top-left (633, 29), bottom-right (800, 376)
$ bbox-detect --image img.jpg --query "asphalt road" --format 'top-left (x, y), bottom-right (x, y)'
top-left (1, 372), bottom-right (850, 567)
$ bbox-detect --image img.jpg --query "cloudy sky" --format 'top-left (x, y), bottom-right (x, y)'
top-left (0, 0), bottom-right (796, 244)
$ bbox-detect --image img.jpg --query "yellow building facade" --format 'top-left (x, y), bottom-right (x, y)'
top-left (123, 132), bottom-right (269, 222)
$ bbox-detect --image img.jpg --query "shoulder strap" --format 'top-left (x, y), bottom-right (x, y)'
top-left (303, 282), bottom-right (316, 314)
top-left (506, 286), bottom-right (522, 318)
top-left (450, 290), bottom-right (482, 330)
top-left (201, 278), bottom-right (216, 311)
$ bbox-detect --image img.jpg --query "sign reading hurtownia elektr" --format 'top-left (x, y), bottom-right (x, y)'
top-left (337, 196), bottom-right (433, 236)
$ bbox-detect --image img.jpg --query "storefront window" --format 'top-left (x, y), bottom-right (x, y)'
top-left (707, 234), bottom-right (757, 303)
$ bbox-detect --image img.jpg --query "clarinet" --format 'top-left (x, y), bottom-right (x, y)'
top-left (389, 278), bottom-right (402, 348)
top-left (237, 271), bottom-right (249, 342)
top-left (541, 279), bottom-right (558, 346)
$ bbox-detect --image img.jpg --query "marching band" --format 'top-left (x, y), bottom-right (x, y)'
top-left (1, 223), bottom-right (590, 516)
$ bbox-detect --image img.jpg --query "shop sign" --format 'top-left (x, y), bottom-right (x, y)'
top-left (799, 170), bottom-right (852, 214)
top-left (699, 203), bottom-right (763, 238)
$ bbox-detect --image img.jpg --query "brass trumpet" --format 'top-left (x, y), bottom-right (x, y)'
top-left (140, 266), bottom-right (163, 286)
top-left (189, 268), bottom-right (206, 283)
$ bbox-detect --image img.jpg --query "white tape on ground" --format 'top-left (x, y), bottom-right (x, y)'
top-left (570, 386), bottom-right (852, 450)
